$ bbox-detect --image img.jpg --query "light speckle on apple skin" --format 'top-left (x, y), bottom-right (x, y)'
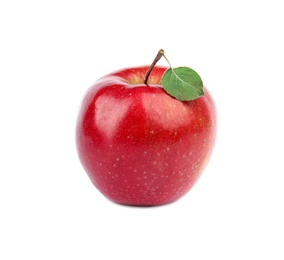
top-left (76, 66), bottom-right (217, 206)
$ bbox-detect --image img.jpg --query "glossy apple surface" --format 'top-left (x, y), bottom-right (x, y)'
top-left (76, 65), bottom-right (217, 206)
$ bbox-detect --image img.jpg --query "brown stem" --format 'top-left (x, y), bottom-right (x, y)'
top-left (144, 49), bottom-right (164, 85)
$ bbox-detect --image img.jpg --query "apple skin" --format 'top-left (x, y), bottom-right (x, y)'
top-left (76, 65), bottom-right (217, 206)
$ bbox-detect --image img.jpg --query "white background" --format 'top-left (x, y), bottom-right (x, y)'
top-left (1, 0), bottom-right (283, 259)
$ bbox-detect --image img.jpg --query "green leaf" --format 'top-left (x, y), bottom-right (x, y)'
top-left (161, 67), bottom-right (204, 101)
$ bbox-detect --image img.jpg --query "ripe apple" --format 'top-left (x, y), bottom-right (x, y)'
top-left (76, 64), bottom-right (217, 206)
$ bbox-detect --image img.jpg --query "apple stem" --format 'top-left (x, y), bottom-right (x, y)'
top-left (144, 49), bottom-right (165, 85)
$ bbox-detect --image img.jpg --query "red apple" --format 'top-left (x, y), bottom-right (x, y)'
top-left (76, 65), bottom-right (217, 206)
